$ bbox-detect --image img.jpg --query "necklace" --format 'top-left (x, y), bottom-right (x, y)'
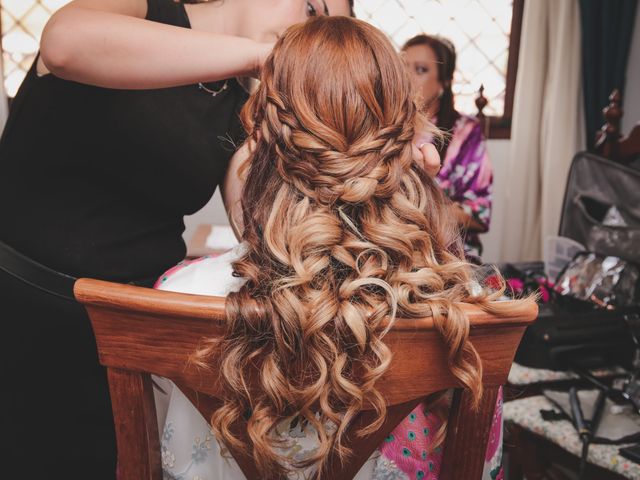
top-left (197, 80), bottom-right (229, 97)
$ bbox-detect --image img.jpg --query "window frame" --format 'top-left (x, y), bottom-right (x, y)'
top-left (483, 0), bottom-right (524, 139)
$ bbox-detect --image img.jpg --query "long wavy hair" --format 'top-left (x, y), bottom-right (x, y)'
top-left (196, 16), bottom-right (515, 478)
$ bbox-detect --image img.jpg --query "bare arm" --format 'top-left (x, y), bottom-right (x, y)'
top-left (413, 141), bottom-right (441, 177)
top-left (221, 142), bottom-right (252, 240)
top-left (40, 0), bottom-right (270, 89)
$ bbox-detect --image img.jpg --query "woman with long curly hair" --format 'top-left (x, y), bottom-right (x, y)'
top-left (155, 16), bottom-right (521, 480)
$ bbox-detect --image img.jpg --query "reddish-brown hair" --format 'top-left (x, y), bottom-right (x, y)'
top-left (196, 16), bottom-right (515, 478)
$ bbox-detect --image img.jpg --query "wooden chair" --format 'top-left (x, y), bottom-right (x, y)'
top-left (475, 84), bottom-right (490, 137)
top-left (74, 278), bottom-right (537, 480)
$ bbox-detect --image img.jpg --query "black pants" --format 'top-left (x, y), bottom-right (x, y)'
top-left (0, 268), bottom-right (117, 479)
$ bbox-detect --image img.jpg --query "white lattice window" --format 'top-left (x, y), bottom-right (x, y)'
top-left (355, 0), bottom-right (514, 117)
top-left (355, 0), bottom-right (522, 137)
top-left (2, 1), bottom-right (521, 137)
top-left (1, 0), bottom-right (70, 97)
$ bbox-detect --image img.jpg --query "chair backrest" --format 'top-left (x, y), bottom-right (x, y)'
top-left (473, 84), bottom-right (492, 139)
top-left (74, 278), bottom-right (537, 480)
top-left (595, 89), bottom-right (640, 164)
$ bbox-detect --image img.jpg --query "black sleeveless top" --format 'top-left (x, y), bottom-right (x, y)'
top-left (0, 0), bottom-right (248, 281)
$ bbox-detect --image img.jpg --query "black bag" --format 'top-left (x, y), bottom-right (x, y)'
top-left (514, 303), bottom-right (637, 370)
top-left (558, 153), bottom-right (640, 264)
top-left (513, 152), bottom-right (640, 370)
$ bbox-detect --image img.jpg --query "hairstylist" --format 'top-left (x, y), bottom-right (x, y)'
top-left (0, 1), bottom-right (353, 478)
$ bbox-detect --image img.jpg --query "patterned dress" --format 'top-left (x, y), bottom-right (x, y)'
top-left (436, 114), bottom-right (493, 258)
top-left (154, 246), bottom-right (504, 480)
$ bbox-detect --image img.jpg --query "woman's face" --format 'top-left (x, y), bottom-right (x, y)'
top-left (243, 0), bottom-right (352, 43)
top-left (403, 44), bottom-right (442, 110)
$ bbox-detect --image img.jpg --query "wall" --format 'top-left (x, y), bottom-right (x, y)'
top-left (480, 139), bottom-right (510, 263)
top-left (183, 188), bottom-right (228, 246)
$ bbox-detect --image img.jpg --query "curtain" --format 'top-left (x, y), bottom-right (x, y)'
top-left (0, 61), bottom-right (7, 135)
top-left (0, 8), bottom-right (7, 135)
top-left (581, 0), bottom-right (638, 150)
top-left (500, 0), bottom-right (585, 261)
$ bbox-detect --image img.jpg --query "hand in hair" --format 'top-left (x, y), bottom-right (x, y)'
top-left (412, 117), bottom-right (442, 177)
top-left (412, 140), bottom-right (441, 177)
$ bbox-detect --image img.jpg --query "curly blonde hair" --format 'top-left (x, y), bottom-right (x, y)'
top-left (196, 16), bottom-right (512, 478)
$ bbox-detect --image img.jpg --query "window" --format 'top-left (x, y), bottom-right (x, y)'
top-left (1, 0), bottom-right (69, 98)
top-left (354, 0), bottom-right (523, 138)
top-left (1, 0), bottom-right (522, 137)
